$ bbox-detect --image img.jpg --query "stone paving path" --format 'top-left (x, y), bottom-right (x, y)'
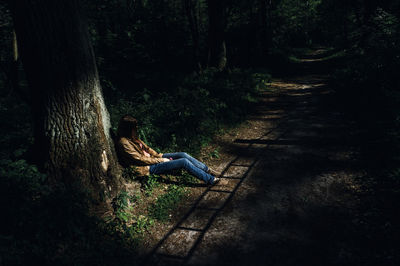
top-left (144, 62), bottom-right (363, 266)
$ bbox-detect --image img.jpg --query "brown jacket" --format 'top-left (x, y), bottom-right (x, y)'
top-left (116, 137), bottom-right (165, 176)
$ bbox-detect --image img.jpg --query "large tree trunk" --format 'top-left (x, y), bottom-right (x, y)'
top-left (9, 0), bottom-right (123, 204)
top-left (207, 0), bottom-right (227, 71)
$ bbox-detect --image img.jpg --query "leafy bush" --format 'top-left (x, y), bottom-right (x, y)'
top-left (108, 68), bottom-right (269, 154)
top-left (332, 7), bottom-right (400, 121)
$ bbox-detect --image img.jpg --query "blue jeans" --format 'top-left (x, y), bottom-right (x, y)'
top-left (149, 152), bottom-right (215, 184)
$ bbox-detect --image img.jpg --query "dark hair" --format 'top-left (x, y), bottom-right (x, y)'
top-left (117, 115), bottom-right (139, 140)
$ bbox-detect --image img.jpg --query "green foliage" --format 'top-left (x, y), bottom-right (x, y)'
top-left (332, 6), bottom-right (400, 121)
top-left (112, 190), bottom-right (133, 223)
top-left (389, 168), bottom-right (400, 187)
top-left (209, 149), bottom-right (220, 159)
top-left (176, 170), bottom-right (198, 184)
top-left (109, 190), bottom-right (154, 243)
top-left (108, 68), bottom-right (268, 154)
top-left (272, 0), bottom-right (322, 47)
top-left (131, 215), bottom-right (154, 236)
top-left (143, 174), bottom-right (161, 196)
top-left (148, 185), bottom-right (187, 222)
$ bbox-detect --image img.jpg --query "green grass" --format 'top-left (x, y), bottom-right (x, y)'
top-left (143, 174), bottom-right (161, 196)
top-left (209, 148), bottom-right (220, 159)
top-left (148, 185), bottom-right (187, 222)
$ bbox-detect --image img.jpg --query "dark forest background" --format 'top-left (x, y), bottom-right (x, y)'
top-left (1, 0), bottom-right (400, 265)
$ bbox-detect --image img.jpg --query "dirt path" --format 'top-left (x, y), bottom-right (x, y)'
top-left (142, 53), bottom-right (364, 266)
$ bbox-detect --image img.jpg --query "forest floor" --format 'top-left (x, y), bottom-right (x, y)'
top-left (136, 50), bottom-right (375, 265)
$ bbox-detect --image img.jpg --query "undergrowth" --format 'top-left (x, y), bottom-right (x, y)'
top-left (107, 68), bottom-right (270, 154)
top-left (148, 185), bottom-right (187, 222)
top-left (0, 160), bottom-right (140, 265)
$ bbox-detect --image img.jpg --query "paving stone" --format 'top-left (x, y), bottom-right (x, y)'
top-left (197, 191), bottom-right (230, 209)
top-left (180, 209), bottom-right (216, 230)
top-left (222, 166), bottom-right (249, 178)
top-left (158, 229), bottom-right (200, 257)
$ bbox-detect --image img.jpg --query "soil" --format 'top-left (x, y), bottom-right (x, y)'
top-left (137, 50), bottom-right (370, 266)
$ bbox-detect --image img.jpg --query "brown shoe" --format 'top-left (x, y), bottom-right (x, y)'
top-left (207, 168), bottom-right (221, 177)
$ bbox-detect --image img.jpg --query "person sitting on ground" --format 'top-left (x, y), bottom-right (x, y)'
top-left (115, 115), bottom-right (220, 185)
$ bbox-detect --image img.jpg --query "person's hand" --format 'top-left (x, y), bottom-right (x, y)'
top-left (162, 158), bottom-right (170, 162)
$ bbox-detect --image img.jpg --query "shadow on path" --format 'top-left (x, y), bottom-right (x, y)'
top-left (143, 51), bottom-right (365, 266)
top-left (144, 117), bottom-right (289, 265)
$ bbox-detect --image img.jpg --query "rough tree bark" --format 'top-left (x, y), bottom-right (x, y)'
top-left (207, 0), bottom-right (227, 71)
top-left (9, 0), bottom-right (123, 204)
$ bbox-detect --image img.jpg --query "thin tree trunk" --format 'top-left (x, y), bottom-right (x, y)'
top-left (207, 0), bottom-right (227, 71)
top-left (1, 29), bottom-right (27, 101)
top-left (363, 0), bottom-right (376, 23)
top-left (9, 0), bottom-right (123, 204)
top-left (9, 30), bottom-right (30, 101)
top-left (257, 0), bottom-right (268, 57)
top-left (266, 0), bottom-right (273, 49)
top-left (184, 0), bottom-right (201, 70)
